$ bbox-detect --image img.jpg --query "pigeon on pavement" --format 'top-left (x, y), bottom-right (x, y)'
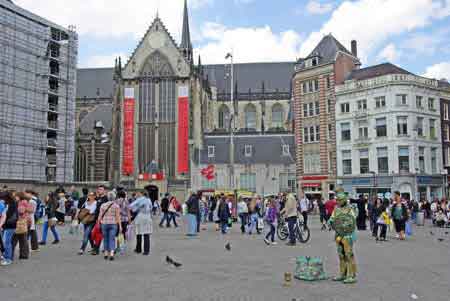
top-left (225, 242), bottom-right (231, 251)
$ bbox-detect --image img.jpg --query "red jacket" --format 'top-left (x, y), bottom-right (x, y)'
top-left (325, 199), bottom-right (337, 216)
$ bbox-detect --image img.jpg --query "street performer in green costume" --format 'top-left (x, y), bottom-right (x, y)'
top-left (328, 190), bottom-right (357, 284)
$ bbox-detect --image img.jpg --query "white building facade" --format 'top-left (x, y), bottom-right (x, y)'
top-left (335, 63), bottom-right (445, 201)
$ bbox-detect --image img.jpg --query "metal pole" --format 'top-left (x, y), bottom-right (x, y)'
top-left (230, 54), bottom-right (234, 190)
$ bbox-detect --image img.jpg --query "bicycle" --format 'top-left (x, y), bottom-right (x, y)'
top-left (277, 214), bottom-right (311, 243)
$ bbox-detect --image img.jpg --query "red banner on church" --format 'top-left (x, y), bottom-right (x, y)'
top-left (122, 88), bottom-right (135, 175)
top-left (178, 86), bottom-right (189, 174)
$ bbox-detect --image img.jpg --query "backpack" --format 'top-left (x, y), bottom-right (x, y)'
top-left (34, 197), bottom-right (45, 220)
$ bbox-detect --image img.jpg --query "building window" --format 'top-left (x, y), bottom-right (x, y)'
top-left (240, 173), bottom-right (256, 192)
top-left (282, 145), bottom-right (290, 156)
top-left (314, 79), bottom-right (319, 91)
top-left (340, 103), bottom-right (350, 113)
top-left (357, 99), bottom-right (367, 111)
top-left (416, 117), bottom-right (424, 136)
top-left (429, 119), bottom-right (436, 139)
top-left (396, 94), bottom-right (407, 106)
top-left (244, 104), bottom-right (257, 129)
top-left (342, 150), bottom-right (352, 175)
top-left (302, 82), bottom-right (307, 94)
top-left (444, 103), bottom-right (449, 120)
top-left (303, 103), bottom-right (308, 117)
top-left (244, 145), bottom-right (253, 157)
top-left (445, 147), bottom-right (450, 167)
top-left (271, 104), bottom-right (284, 128)
top-left (377, 147), bottom-right (388, 174)
top-left (359, 149), bottom-right (369, 174)
top-left (327, 99), bottom-right (332, 113)
top-left (326, 76), bottom-right (331, 89)
top-left (308, 81), bottom-right (313, 92)
top-left (375, 96), bottom-right (386, 108)
top-left (418, 147), bottom-right (425, 174)
top-left (416, 96), bottom-right (423, 108)
top-left (328, 124), bottom-right (332, 140)
top-left (309, 126), bottom-right (315, 142)
top-left (280, 173), bottom-right (296, 193)
top-left (376, 118), bottom-right (387, 137)
top-left (218, 105), bottom-right (230, 129)
top-left (428, 98), bottom-right (435, 110)
top-left (431, 147), bottom-right (437, 174)
top-left (397, 116), bottom-right (408, 136)
top-left (207, 145), bottom-right (215, 158)
top-left (303, 127), bottom-right (309, 143)
top-left (445, 124), bottom-right (450, 141)
top-left (341, 122), bottom-right (351, 141)
top-left (358, 121), bottom-right (368, 140)
top-left (315, 101), bottom-right (320, 115)
top-left (309, 103), bottom-right (314, 116)
top-left (398, 146), bottom-right (410, 173)
top-left (304, 153), bottom-right (321, 174)
top-left (315, 125), bottom-right (320, 141)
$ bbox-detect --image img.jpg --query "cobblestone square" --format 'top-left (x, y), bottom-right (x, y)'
top-left (1, 218), bottom-right (449, 301)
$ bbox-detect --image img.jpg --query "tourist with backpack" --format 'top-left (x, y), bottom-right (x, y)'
top-left (0, 191), bottom-right (18, 266)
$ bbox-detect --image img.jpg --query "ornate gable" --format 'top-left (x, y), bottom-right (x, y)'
top-left (123, 17), bottom-right (190, 79)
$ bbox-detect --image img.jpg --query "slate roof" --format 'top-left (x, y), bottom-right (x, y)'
top-left (76, 62), bottom-right (295, 99)
top-left (346, 63), bottom-right (413, 81)
top-left (438, 79), bottom-right (450, 89)
top-left (79, 104), bottom-right (113, 134)
top-left (76, 68), bottom-right (114, 99)
top-left (296, 34), bottom-right (358, 70)
top-left (203, 62), bottom-right (295, 93)
top-left (195, 134), bottom-right (296, 165)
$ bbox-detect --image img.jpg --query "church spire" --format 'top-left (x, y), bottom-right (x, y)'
top-left (181, 0), bottom-right (193, 62)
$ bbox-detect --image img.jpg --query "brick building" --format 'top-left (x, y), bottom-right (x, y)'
top-left (292, 35), bottom-right (360, 199)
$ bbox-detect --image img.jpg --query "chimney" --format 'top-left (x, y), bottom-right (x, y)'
top-left (351, 40), bottom-right (357, 57)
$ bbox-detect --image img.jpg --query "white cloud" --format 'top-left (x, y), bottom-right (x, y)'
top-left (376, 43), bottom-right (400, 62)
top-left (14, 0), bottom-right (211, 39)
top-left (306, 1), bottom-right (334, 15)
top-left (195, 23), bottom-right (302, 64)
top-left (299, 0), bottom-right (450, 63)
top-left (423, 62), bottom-right (450, 80)
top-left (80, 53), bottom-right (129, 68)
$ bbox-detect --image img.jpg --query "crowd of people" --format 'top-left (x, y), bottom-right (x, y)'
top-left (1, 183), bottom-right (448, 267)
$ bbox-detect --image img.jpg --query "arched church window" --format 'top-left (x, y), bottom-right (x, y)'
top-left (271, 103), bottom-right (284, 128)
top-left (218, 105), bottom-right (230, 129)
top-left (244, 104), bottom-right (257, 130)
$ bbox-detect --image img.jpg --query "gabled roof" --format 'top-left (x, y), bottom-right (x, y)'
top-left (203, 62), bottom-right (295, 94)
top-left (124, 16), bottom-right (183, 70)
top-left (76, 68), bottom-right (114, 99)
top-left (346, 63), bottom-right (413, 81)
top-left (195, 135), bottom-right (296, 165)
top-left (296, 34), bottom-right (358, 70)
top-left (79, 104), bottom-right (113, 134)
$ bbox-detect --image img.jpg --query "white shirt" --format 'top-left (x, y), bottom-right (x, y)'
top-left (299, 198), bottom-right (310, 213)
top-left (84, 201), bottom-right (97, 214)
top-left (29, 198), bottom-right (37, 230)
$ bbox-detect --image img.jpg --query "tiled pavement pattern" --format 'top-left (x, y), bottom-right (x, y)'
top-left (1, 217), bottom-right (449, 301)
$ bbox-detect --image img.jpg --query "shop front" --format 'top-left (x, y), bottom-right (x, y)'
top-left (416, 176), bottom-right (445, 201)
top-left (300, 176), bottom-right (335, 199)
top-left (340, 176), bottom-right (393, 199)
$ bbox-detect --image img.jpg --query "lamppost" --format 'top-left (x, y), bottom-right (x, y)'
top-left (225, 52), bottom-right (234, 190)
top-left (369, 171), bottom-right (377, 200)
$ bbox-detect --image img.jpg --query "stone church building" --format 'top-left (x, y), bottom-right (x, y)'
top-left (75, 0), bottom-right (296, 198)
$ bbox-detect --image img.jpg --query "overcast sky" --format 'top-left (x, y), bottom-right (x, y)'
top-left (14, 0), bottom-right (450, 80)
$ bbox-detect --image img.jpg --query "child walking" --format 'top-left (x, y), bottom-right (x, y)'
top-left (264, 199), bottom-right (277, 245)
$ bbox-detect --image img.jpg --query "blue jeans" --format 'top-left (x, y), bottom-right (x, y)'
top-left (2, 229), bottom-right (15, 261)
top-left (186, 214), bottom-right (197, 236)
top-left (169, 212), bottom-right (178, 227)
top-left (239, 213), bottom-right (248, 233)
top-left (221, 221), bottom-right (228, 234)
top-left (41, 221), bottom-right (60, 243)
top-left (287, 216), bottom-right (297, 244)
top-left (101, 224), bottom-right (118, 252)
top-left (159, 212), bottom-right (170, 227)
top-left (81, 224), bottom-right (94, 251)
top-left (265, 223), bottom-right (275, 242)
top-left (248, 213), bottom-right (258, 234)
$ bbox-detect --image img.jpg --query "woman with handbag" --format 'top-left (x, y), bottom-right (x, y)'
top-left (0, 191), bottom-right (18, 266)
top-left (98, 197), bottom-right (121, 261)
top-left (77, 192), bottom-right (97, 255)
top-left (12, 192), bottom-right (32, 260)
top-left (39, 192), bottom-right (60, 245)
